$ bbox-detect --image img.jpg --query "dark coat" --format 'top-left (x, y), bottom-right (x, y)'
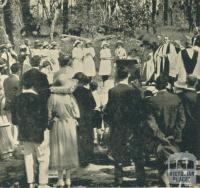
top-left (141, 93), bottom-right (185, 165)
top-left (73, 86), bottom-right (96, 164)
top-left (3, 74), bottom-right (20, 110)
top-left (104, 83), bottom-right (142, 163)
top-left (11, 93), bottom-right (49, 143)
top-left (177, 89), bottom-right (199, 154)
top-left (149, 91), bottom-right (186, 144)
top-left (22, 68), bottom-right (50, 105)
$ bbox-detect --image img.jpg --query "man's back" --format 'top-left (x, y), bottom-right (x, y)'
top-left (180, 90), bottom-right (198, 124)
top-left (149, 91), bottom-right (185, 141)
top-left (105, 83), bottom-right (141, 127)
top-left (11, 92), bottom-right (48, 143)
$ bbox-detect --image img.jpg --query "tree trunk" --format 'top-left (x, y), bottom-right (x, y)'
top-left (0, 0), bottom-right (10, 45)
top-left (186, 0), bottom-right (193, 32)
top-left (195, 0), bottom-right (200, 26)
top-left (163, 0), bottom-right (168, 25)
top-left (63, 0), bottom-right (68, 34)
top-left (19, 0), bottom-right (31, 30)
top-left (4, 0), bottom-right (23, 48)
top-left (152, 0), bottom-right (157, 33)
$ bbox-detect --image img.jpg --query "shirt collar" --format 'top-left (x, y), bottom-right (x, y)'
top-left (32, 67), bottom-right (39, 70)
top-left (22, 88), bottom-right (38, 95)
top-left (11, 74), bottom-right (19, 80)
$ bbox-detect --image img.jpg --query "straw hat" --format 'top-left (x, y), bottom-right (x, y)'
top-left (51, 41), bottom-right (57, 46)
top-left (86, 40), bottom-right (92, 45)
top-left (73, 40), bottom-right (82, 47)
top-left (174, 81), bottom-right (187, 89)
top-left (101, 41), bottom-right (109, 48)
top-left (146, 86), bottom-right (158, 95)
top-left (19, 45), bottom-right (27, 50)
top-left (6, 43), bottom-right (12, 49)
top-left (43, 41), bottom-right (50, 48)
top-left (116, 40), bottom-right (123, 46)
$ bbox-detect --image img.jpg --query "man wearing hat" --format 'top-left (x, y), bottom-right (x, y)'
top-left (146, 74), bottom-right (186, 186)
top-left (115, 40), bottom-right (127, 60)
top-left (176, 75), bottom-right (200, 158)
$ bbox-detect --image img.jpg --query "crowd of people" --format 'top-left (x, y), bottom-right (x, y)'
top-left (0, 28), bottom-right (200, 188)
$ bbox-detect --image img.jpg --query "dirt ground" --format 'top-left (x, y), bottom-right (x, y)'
top-left (0, 147), bottom-right (200, 188)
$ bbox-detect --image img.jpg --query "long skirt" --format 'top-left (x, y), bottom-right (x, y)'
top-left (83, 57), bottom-right (96, 77)
top-left (72, 59), bottom-right (83, 74)
top-left (50, 119), bottom-right (79, 170)
top-left (99, 60), bottom-right (112, 76)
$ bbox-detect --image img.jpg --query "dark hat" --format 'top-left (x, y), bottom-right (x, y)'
top-left (155, 74), bottom-right (169, 90)
top-left (116, 59), bottom-right (138, 72)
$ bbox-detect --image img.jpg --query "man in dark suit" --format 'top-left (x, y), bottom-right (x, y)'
top-left (148, 74), bottom-right (186, 186)
top-left (22, 55), bottom-right (50, 107)
top-left (177, 75), bottom-right (198, 156)
top-left (3, 63), bottom-right (21, 145)
top-left (104, 67), bottom-right (145, 186)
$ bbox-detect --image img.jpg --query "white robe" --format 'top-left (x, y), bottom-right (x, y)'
top-left (177, 48), bottom-right (200, 82)
top-left (83, 47), bottom-right (96, 77)
top-left (154, 43), bottom-right (178, 78)
top-left (99, 48), bottom-right (112, 76)
top-left (72, 47), bottom-right (84, 74)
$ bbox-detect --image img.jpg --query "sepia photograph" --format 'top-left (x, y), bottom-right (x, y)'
top-left (0, 0), bottom-right (200, 187)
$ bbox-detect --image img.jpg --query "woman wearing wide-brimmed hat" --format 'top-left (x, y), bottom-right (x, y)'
top-left (72, 40), bottom-right (84, 74)
top-left (99, 41), bottom-right (113, 83)
top-left (83, 40), bottom-right (96, 78)
top-left (48, 74), bottom-right (80, 187)
top-left (114, 40), bottom-right (127, 60)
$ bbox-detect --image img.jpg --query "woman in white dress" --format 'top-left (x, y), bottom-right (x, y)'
top-left (83, 41), bottom-right (96, 79)
top-left (115, 40), bottom-right (127, 60)
top-left (72, 40), bottom-right (84, 74)
top-left (99, 41), bottom-right (112, 83)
